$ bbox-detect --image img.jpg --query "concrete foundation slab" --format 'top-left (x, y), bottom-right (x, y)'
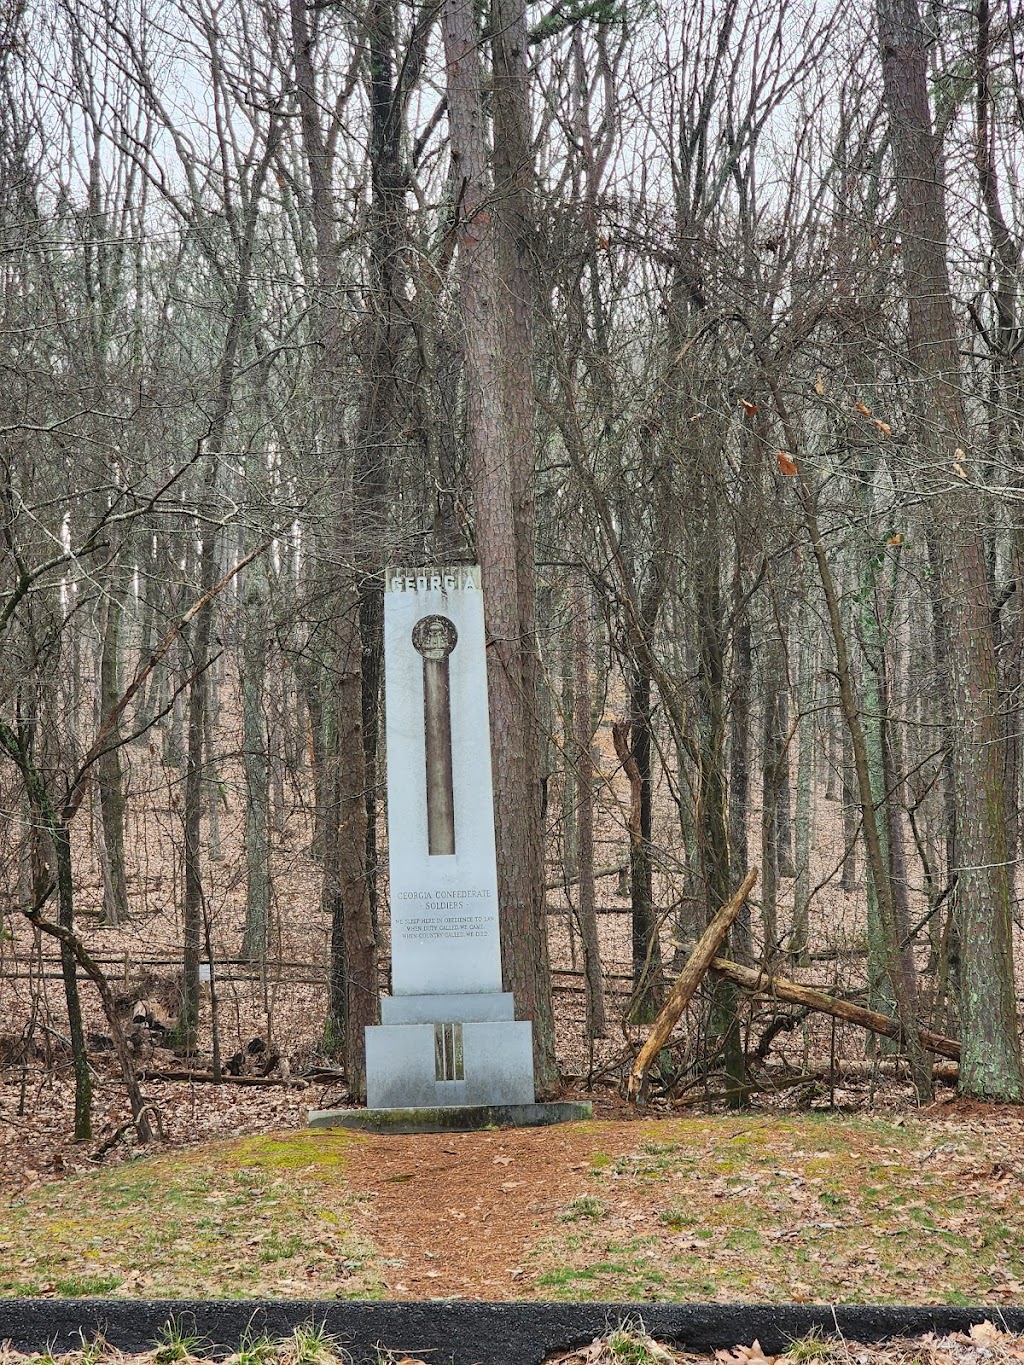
top-left (307, 1100), bottom-right (593, 1134)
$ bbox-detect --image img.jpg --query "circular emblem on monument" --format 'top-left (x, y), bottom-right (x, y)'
top-left (412, 614), bottom-right (458, 661)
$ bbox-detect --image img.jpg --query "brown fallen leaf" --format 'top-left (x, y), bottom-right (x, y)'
top-left (970, 1321), bottom-right (1005, 1346)
top-left (717, 1342), bottom-right (776, 1365)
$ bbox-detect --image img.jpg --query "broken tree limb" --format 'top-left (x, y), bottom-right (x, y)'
top-left (627, 867), bottom-right (759, 1102)
top-left (138, 1069), bottom-right (303, 1087)
top-left (90, 1104), bottom-right (164, 1161)
top-left (707, 955), bottom-right (961, 1061)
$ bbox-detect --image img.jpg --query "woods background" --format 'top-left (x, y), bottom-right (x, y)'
top-left (2, 0), bottom-right (1024, 1142)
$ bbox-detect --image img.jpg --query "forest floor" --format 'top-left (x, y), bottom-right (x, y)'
top-left (1, 1099), bottom-right (1023, 1305)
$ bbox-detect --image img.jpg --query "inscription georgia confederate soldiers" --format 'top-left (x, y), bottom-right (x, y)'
top-left (412, 614), bottom-right (458, 855)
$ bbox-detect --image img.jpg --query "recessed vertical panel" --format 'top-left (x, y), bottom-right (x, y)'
top-left (384, 566), bottom-right (503, 997)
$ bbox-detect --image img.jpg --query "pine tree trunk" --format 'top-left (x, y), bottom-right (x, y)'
top-left (442, 0), bottom-right (557, 1093)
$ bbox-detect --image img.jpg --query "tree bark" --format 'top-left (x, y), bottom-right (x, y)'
top-left (877, 0), bottom-right (1024, 1099)
top-left (571, 572), bottom-right (606, 1040)
top-left (241, 569), bottom-right (271, 960)
top-left (290, 0), bottom-right (379, 1097)
top-left (96, 583), bottom-right (129, 927)
top-left (442, 0), bottom-right (557, 1093)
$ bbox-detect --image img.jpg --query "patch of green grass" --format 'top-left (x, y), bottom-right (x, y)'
top-left (232, 1327), bottom-right (277, 1365)
top-left (75, 1331), bottom-right (111, 1365)
top-left (53, 1274), bottom-right (121, 1296)
top-left (287, 1320), bottom-right (340, 1365)
top-left (561, 1195), bottom-right (607, 1222)
top-left (535, 1264), bottom-right (598, 1291)
top-left (656, 1207), bottom-right (692, 1231)
top-left (606, 1318), bottom-right (673, 1363)
top-left (785, 1329), bottom-right (839, 1362)
top-left (0, 1131), bottom-right (385, 1300)
top-left (153, 1316), bottom-right (207, 1363)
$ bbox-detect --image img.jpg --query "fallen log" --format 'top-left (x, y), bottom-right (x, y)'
top-left (707, 956), bottom-right (961, 1060)
top-left (671, 1059), bottom-right (958, 1109)
top-left (139, 1069), bottom-right (305, 1087)
top-left (627, 867), bottom-right (759, 1102)
top-left (761, 1058), bottom-right (960, 1084)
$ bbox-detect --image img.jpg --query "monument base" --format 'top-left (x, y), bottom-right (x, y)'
top-left (365, 1013), bottom-right (535, 1109)
top-left (307, 1100), bottom-right (593, 1135)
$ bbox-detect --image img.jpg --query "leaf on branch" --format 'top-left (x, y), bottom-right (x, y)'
top-left (953, 451), bottom-right (968, 479)
top-left (887, 533), bottom-right (903, 546)
top-left (739, 399), bottom-right (759, 415)
top-left (777, 451), bottom-right (798, 476)
top-left (872, 418), bottom-right (892, 436)
top-left (855, 399), bottom-right (872, 416)
top-left (815, 372), bottom-right (825, 395)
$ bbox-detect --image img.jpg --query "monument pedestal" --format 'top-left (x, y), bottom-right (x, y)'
top-left (366, 994), bottom-right (534, 1110)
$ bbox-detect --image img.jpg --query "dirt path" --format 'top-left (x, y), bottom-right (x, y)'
top-left (343, 1122), bottom-right (644, 1299)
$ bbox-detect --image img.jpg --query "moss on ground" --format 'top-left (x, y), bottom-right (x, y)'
top-left (0, 1131), bottom-right (383, 1300)
top-left (528, 1114), bottom-right (1024, 1304)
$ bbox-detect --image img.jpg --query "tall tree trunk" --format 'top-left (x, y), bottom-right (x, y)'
top-left (728, 612), bottom-right (754, 963)
top-left (878, 0), bottom-right (1024, 1099)
top-left (759, 630), bottom-right (787, 958)
top-left (241, 570), bottom-right (271, 960)
top-left (180, 483), bottom-right (217, 1053)
top-left (442, 0), bottom-right (557, 1094)
top-left (791, 597), bottom-right (815, 966)
top-left (694, 529), bottom-right (744, 1099)
top-left (491, 0), bottom-right (558, 1092)
top-left (359, 0), bottom-right (406, 945)
top-left (290, 0), bottom-right (378, 1097)
top-left (96, 581), bottom-right (129, 926)
top-left (626, 653), bottom-right (662, 1020)
top-left (571, 572), bottom-right (606, 1040)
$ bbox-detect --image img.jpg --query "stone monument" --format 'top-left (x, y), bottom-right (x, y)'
top-left (309, 565), bottom-right (590, 1133)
